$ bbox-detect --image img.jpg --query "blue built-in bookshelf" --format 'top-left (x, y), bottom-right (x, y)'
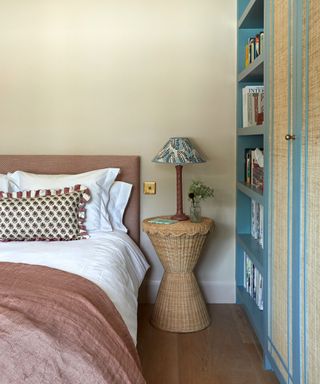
top-left (236, 0), bottom-right (265, 350)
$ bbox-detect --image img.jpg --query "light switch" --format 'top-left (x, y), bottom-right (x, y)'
top-left (144, 181), bottom-right (156, 195)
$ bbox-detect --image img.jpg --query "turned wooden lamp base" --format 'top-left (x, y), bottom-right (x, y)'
top-left (172, 165), bottom-right (189, 221)
top-left (171, 213), bottom-right (189, 221)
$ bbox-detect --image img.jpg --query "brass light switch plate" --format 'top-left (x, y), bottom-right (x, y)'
top-left (144, 181), bottom-right (156, 195)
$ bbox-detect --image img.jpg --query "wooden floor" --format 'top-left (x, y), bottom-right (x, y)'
top-left (137, 304), bottom-right (279, 384)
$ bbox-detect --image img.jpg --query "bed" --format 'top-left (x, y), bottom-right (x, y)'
top-left (0, 155), bottom-right (148, 384)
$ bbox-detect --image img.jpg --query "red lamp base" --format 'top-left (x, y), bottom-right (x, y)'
top-left (171, 165), bottom-right (189, 221)
top-left (171, 213), bottom-right (189, 221)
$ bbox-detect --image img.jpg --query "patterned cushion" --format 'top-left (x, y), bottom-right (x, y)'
top-left (0, 185), bottom-right (90, 241)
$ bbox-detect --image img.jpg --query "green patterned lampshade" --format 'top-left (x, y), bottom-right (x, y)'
top-left (152, 137), bottom-right (205, 165)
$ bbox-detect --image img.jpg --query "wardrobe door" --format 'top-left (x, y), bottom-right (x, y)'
top-left (267, 0), bottom-right (294, 381)
top-left (301, 0), bottom-right (320, 382)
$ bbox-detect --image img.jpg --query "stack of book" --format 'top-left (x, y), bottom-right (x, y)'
top-left (245, 147), bottom-right (264, 191)
top-left (242, 85), bottom-right (264, 127)
top-left (251, 200), bottom-right (264, 248)
top-left (244, 253), bottom-right (263, 310)
top-left (245, 31), bottom-right (264, 67)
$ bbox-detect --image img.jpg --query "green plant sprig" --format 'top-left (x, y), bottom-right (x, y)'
top-left (188, 180), bottom-right (214, 204)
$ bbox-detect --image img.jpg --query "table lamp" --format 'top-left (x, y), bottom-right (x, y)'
top-left (152, 137), bottom-right (205, 221)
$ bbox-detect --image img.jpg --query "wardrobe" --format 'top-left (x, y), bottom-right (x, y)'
top-left (237, 1), bottom-right (320, 383)
top-left (266, 0), bottom-right (320, 382)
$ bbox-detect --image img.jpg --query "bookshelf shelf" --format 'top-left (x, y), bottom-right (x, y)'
top-left (238, 0), bottom-right (264, 29)
top-left (237, 125), bottom-right (264, 135)
top-left (236, 286), bottom-right (263, 344)
top-left (238, 54), bottom-right (264, 82)
top-left (237, 234), bottom-right (264, 273)
top-left (237, 182), bottom-right (263, 205)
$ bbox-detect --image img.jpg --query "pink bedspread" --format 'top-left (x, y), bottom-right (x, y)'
top-left (0, 262), bottom-right (145, 384)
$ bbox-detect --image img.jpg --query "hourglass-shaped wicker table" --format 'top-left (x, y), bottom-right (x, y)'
top-left (143, 217), bottom-right (214, 332)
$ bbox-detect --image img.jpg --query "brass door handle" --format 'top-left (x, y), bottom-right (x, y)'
top-left (285, 134), bottom-right (296, 141)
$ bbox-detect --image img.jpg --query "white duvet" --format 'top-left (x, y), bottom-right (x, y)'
top-left (0, 231), bottom-right (149, 344)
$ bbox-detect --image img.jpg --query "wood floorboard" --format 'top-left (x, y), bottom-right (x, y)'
top-left (137, 304), bottom-right (179, 384)
top-left (137, 304), bottom-right (279, 384)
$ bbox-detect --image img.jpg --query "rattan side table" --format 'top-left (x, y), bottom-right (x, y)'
top-left (143, 216), bottom-right (214, 332)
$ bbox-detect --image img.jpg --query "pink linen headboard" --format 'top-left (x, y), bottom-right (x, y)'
top-left (0, 155), bottom-right (140, 245)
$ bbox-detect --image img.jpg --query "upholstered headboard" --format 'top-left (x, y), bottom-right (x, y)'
top-left (0, 155), bottom-right (140, 244)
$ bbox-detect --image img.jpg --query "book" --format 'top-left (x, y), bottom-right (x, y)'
top-left (249, 37), bottom-right (255, 64)
top-left (244, 31), bottom-right (263, 68)
top-left (251, 148), bottom-right (264, 191)
top-left (244, 252), bottom-right (264, 311)
top-left (259, 205), bottom-right (264, 248)
top-left (245, 149), bottom-right (252, 184)
top-left (260, 32), bottom-right (264, 55)
top-left (148, 218), bottom-right (178, 225)
top-left (258, 273), bottom-right (264, 310)
top-left (251, 200), bottom-right (259, 240)
top-left (245, 43), bottom-right (249, 67)
top-left (244, 148), bottom-right (264, 188)
top-left (251, 200), bottom-right (264, 247)
top-left (242, 86), bottom-right (264, 128)
top-left (255, 34), bottom-right (260, 57)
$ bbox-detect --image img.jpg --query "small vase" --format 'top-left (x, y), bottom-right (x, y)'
top-left (190, 201), bottom-right (201, 223)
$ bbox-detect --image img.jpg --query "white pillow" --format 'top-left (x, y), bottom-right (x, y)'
top-left (108, 181), bottom-right (132, 232)
top-left (0, 174), bottom-right (10, 192)
top-left (8, 168), bottom-right (120, 233)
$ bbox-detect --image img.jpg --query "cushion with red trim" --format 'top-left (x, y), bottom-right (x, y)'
top-left (0, 185), bottom-right (90, 241)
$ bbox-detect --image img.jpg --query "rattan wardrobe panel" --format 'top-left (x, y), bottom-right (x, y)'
top-left (299, 1), bottom-right (307, 382)
top-left (267, 0), bottom-right (320, 381)
top-left (269, 0), bottom-right (292, 379)
top-left (305, 0), bottom-right (320, 381)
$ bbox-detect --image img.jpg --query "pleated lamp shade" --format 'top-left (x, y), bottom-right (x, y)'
top-left (152, 137), bottom-right (205, 165)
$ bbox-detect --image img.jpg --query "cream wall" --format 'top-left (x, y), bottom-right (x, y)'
top-left (0, 0), bottom-right (236, 303)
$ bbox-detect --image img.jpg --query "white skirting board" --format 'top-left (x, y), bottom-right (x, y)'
top-left (139, 280), bottom-right (236, 304)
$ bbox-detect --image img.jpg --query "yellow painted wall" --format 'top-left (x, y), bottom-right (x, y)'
top-left (0, 0), bottom-right (236, 302)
